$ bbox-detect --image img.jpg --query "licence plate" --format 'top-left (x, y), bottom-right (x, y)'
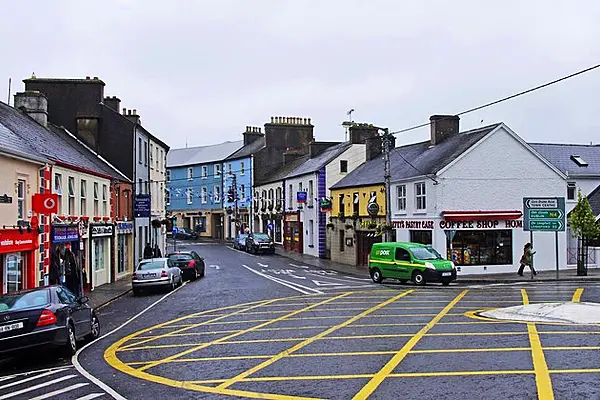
top-left (442, 272), bottom-right (452, 277)
top-left (141, 273), bottom-right (157, 278)
top-left (0, 322), bottom-right (24, 333)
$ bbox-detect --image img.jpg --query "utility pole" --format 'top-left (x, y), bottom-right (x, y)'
top-left (232, 173), bottom-right (239, 236)
top-left (381, 128), bottom-right (393, 242)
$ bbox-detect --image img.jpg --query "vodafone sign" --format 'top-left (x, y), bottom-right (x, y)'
top-left (32, 193), bottom-right (59, 214)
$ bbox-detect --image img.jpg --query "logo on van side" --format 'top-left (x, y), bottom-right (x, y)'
top-left (378, 249), bottom-right (390, 256)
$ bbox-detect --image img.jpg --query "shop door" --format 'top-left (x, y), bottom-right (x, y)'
top-left (212, 214), bottom-right (223, 240)
top-left (4, 253), bottom-right (23, 293)
top-left (356, 232), bottom-right (381, 267)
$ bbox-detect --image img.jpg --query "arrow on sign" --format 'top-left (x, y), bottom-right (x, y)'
top-left (525, 198), bottom-right (558, 209)
top-left (311, 280), bottom-right (344, 287)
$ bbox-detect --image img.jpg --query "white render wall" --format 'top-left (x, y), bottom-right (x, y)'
top-left (285, 172), bottom-right (319, 257)
top-left (325, 144), bottom-right (366, 198)
top-left (253, 180), bottom-right (284, 243)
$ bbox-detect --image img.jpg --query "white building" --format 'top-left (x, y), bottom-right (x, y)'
top-left (149, 136), bottom-right (169, 255)
top-left (386, 116), bottom-right (567, 275)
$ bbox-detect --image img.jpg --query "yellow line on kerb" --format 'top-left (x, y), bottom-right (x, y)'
top-left (352, 290), bottom-right (468, 400)
top-left (136, 292), bottom-right (352, 372)
top-left (216, 290), bottom-right (415, 390)
top-left (572, 288), bottom-right (584, 303)
top-left (522, 289), bottom-right (554, 400)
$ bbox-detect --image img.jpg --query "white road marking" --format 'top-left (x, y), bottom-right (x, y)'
top-left (289, 263), bottom-right (309, 269)
top-left (208, 264), bottom-right (220, 270)
top-left (76, 394), bottom-right (106, 400)
top-left (72, 282), bottom-right (189, 400)
top-left (0, 374), bottom-right (76, 399)
top-left (257, 263), bottom-right (269, 268)
top-left (242, 265), bottom-right (323, 295)
top-left (29, 383), bottom-right (89, 400)
top-left (0, 368), bottom-right (69, 390)
top-left (311, 280), bottom-right (345, 287)
top-left (306, 273), bottom-right (373, 285)
top-left (227, 247), bottom-right (256, 257)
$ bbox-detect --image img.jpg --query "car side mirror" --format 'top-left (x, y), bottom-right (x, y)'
top-left (78, 296), bottom-right (89, 304)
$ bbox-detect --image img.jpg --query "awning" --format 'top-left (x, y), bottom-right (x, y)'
top-left (441, 210), bottom-right (522, 221)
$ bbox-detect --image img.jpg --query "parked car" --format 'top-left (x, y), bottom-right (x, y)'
top-left (173, 227), bottom-right (198, 240)
top-left (167, 251), bottom-right (205, 281)
top-left (245, 232), bottom-right (275, 254)
top-left (132, 258), bottom-right (183, 296)
top-left (0, 286), bottom-right (100, 358)
top-left (233, 233), bottom-right (248, 250)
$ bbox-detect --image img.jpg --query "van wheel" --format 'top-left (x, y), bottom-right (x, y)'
top-left (371, 268), bottom-right (383, 283)
top-left (412, 271), bottom-right (426, 286)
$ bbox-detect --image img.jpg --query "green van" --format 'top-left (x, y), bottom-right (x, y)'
top-left (369, 242), bottom-right (457, 286)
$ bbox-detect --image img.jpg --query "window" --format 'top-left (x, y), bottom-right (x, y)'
top-left (309, 220), bottom-right (314, 247)
top-left (79, 180), bottom-right (87, 214)
top-left (276, 187), bottom-right (282, 209)
top-left (201, 187), bottom-right (207, 204)
top-left (55, 174), bottom-right (63, 214)
top-left (396, 184), bottom-right (406, 212)
top-left (68, 177), bottom-right (75, 215)
top-left (308, 180), bottom-right (314, 207)
top-left (138, 138), bottom-right (142, 164)
top-left (338, 194), bottom-right (345, 216)
top-left (415, 182), bottom-right (426, 211)
top-left (165, 188), bottom-right (170, 206)
top-left (410, 230), bottom-right (432, 245)
top-left (186, 188), bottom-right (193, 204)
top-left (202, 166), bottom-right (209, 179)
top-left (138, 178), bottom-right (143, 195)
top-left (449, 230), bottom-right (512, 266)
top-left (353, 192), bottom-right (359, 215)
top-left (254, 191), bottom-right (259, 210)
top-left (228, 163), bottom-right (232, 175)
top-left (340, 160), bottom-right (348, 173)
top-left (93, 183), bottom-right (99, 215)
top-left (188, 167), bottom-right (194, 180)
top-left (268, 188), bottom-right (274, 208)
top-left (94, 238), bottom-right (105, 272)
top-left (166, 170), bottom-right (171, 182)
top-left (56, 286), bottom-right (77, 304)
top-left (143, 141), bottom-right (148, 166)
top-left (339, 230), bottom-right (345, 252)
top-left (567, 182), bottom-right (577, 201)
top-left (240, 161), bottom-right (245, 175)
top-left (150, 143), bottom-right (154, 169)
top-left (214, 186), bottom-right (221, 203)
top-left (288, 184), bottom-right (293, 207)
top-left (156, 147), bottom-right (159, 170)
top-left (571, 155), bottom-right (589, 167)
top-left (215, 164), bottom-right (221, 177)
top-left (261, 190), bottom-right (267, 210)
top-left (240, 184), bottom-right (245, 201)
top-left (298, 182), bottom-right (303, 192)
top-left (17, 179), bottom-right (26, 220)
top-left (395, 248), bottom-right (411, 262)
top-left (102, 184), bottom-right (108, 215)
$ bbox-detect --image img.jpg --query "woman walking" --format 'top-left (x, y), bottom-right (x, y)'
top-left (518, 242), bottom-right (537, 279)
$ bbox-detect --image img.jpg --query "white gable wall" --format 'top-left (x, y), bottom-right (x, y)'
top-left (285, 172), bottom-right (319, 257)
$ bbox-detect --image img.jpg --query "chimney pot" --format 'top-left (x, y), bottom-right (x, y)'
top-left (122, 107), bottom-right (127, 115)
top-left (128, 110), bottom-right (132, 115)
top-left (85, 76), bottom-right (90, 80)
top-left (93, 76), bottom-right (98, 80)
top-left (308, 118), bottom-right (311, 125)
top-left (133, 109), bottom-right (137, 115)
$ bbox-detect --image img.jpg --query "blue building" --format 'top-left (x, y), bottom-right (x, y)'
top-left (222, 155), bottom-right (253, 239)
top-left (166, 141), bottom-right (243, 239)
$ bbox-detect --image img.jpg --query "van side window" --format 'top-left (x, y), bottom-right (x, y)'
top-left (395, 248), bottom-right (411, 262)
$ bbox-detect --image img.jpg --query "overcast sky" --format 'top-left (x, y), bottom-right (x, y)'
top-left (1, 1), bottom-right (599, 149)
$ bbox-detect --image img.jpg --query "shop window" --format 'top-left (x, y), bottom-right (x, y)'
top-left (567, 182), bottom-right (577, 201)
top-left (410, 230), bottom-right (432, 245)
top-left (80, 180), bottom-right (87, 215)
top-left (93, 183), bottom-right (99, 215)
top-left (340, 160), bottom-right (348, 173)
top-left (339, 230), bottom-right (345, 252)
top-left (214, 186), bottom-right (221, 203)
top-left (396, 184), bottom-right (406, 212)
top-left (240, 161), bottom-right (245, 175)
top-left (415, 182), bottom-right (426, 211)
top-left (55, 174), bottom-right (63, 214)
top-left (94, 239), bottom-right (105, 272)
top-left (353, 192), bottom-right (359, 215)
top-left (448, 230), bottom-right (512, 266)
top-left (201, 187), bottom-right (208, 204)
top-left (4, 253), bottom-right (23, 293)
top-left (187, 188), bottom-right (193, 204)
top-left (17, 179), bottom-right (26, 221)
top-left (68, 177), bottom-right (75, 215)
top-left (338, 194), bottom-right (345, 216)
top-left (102, 185), bottom-right (108, 216)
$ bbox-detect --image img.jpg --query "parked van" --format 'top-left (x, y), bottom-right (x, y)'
top-left (369, 242), bottom-right (457, 286)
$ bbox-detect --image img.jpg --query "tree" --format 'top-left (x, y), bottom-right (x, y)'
top-left (568, 189), bottom-right (600, 275)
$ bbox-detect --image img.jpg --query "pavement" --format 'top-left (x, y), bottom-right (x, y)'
top-left (87, 276), bottom-right (133, 309)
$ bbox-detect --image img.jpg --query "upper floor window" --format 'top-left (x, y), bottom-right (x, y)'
top-left (338, 193), bottom-right (345, 216)
top-left (155, 147), bottom-right (159, 170)
top-left (214, 164), bottom-right (221, 177)
top-left (55, 174), bottom-right (63, 214)
top-left (165, 188), bottom-right (170, 206)
top-left (201, 166), bottom-right (208, 179)
top-left (68, 177), bottom-right (75, 215)
top-left (340, 160), bottom-right (348, 173)
top-left (415, 182), bottom-right (426, 211)
top-left (308, 180), bottom-right (314, 207)
top-left (188, 167), bottom-right (194, 180)
top-left (240, 184), bottom-right (245, 201)
top-left (186, 188), bottom-right (193, 204)
top-left (396, 184), bottom-right (406, 212)
top-left (166, 170), bottom-right (171, 182)
top-left (353, 192), bottom-right (359, 215)
top-left (138, 138), bottom-right (142, 164)
top-left (228, 163), bottom-right (232, 175)
top-left (93, 182), bottom-right (99, 215)
top-left (276, 187), bottom-right (282, 208)
top-left (240, 161), bottom-right (245, 175)
top-left (17, 179), bottom-right (26, 221)
top-left (261, 190), bottom-right (267, 210)
top-left (201, 187), bottom-right (208, 204)
top-left (288, 184), bottom-right (293, 206)
top-left (150, 143), bottom-right (154, 169)
top-left (80, 180), bottom-right (87, 214)
top-left (102, 184), bottom-right (108, 215)
top-left (254, 191), bottom-right (259, 210)
top-left (214, 186), bottom-right (221, 203)
top-left (143, 141), bottom-right (148, 166)
top-left (268, 188), bottom-right (274, 208)
top-left (567, 182), bottom-right (577, 201)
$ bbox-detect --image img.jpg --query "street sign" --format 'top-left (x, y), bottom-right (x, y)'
top-left (523, 197), bottom-right (565, 232)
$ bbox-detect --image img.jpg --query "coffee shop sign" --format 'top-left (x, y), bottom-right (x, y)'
top-left (439, 220), bottom-right (523, 229)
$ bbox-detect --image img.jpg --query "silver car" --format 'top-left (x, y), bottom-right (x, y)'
top-left (132, 258), bottom-right (183, 296)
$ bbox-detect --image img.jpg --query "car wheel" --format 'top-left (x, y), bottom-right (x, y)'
top-left (63, 323), bottom-right (77, 356)
top-left (200, 267), bottom-right (205, 278)
top-left (132, 288), bottom-right (141, 297)
top-left (85, 314), bottom-right (100, 341)
top-left (412, 271), bottom-right (426, 286)
top-left (442, 279), bottom-right (451, 286)
top-left (371, 268), bottom-right (383, 283)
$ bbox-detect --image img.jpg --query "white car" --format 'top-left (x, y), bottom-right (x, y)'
top-left (132, 258), bottom-right (183, 296)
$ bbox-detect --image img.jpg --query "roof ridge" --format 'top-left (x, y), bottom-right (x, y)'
top-left (530, 142), bottom-right (598, 147)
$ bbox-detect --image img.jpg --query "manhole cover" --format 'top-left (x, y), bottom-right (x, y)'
top-left (480, 302), bottom-right (600, 324)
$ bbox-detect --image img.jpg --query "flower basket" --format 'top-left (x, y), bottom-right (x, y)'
top-left (344, 223), bottom-right (354, 230)
top-left (326, 223), bottom-right (335, 230)
top-left (93, 216), bottom-right (102, 222)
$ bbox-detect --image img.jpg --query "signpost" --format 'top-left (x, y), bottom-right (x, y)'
top-left (523, 197), bottom-right (566, 279)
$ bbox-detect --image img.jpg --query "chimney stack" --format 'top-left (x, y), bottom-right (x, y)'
top-left (103, 95), bottom-right (121, 113)
top-left (264, 116), bottom-right (315, 151)
top-left (14, 91), bottom-right (48, 127)
top-left (243, 126), bottom-right (264, 145)
top-left (124, 108), bottom-right (141, 125)
top-left (430, 115), bottom-right (460, 145)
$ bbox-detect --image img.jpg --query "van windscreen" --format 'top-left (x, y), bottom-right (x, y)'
top-left (410, 246), bottom-right (443, 260)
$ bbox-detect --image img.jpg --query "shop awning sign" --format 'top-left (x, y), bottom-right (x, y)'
top-left (523, 197), bottom-right (565, 232)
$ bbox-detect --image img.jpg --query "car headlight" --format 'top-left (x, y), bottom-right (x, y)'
top-left (254, 240), bottom-right (260, 245)
top-left (450, 261), bottom-right (455, 268)
top-left (425, 262), bottom-right (436, 270)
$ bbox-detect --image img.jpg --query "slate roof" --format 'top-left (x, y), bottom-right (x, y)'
top-left (331, 124), bottom-right (501, 189)
top-left (258, 156), bottom-right (309, 185)
top-left (225, 137), bottom-right (266, 160)
top-left (286, 142), bottom-right (351, 179)
top-left (0, 102), bottom-right (128, 180)
top-left (587, 184), bottom-right (600, 217)
top-left (529, 143), bottom-right (600, 177)
top-left (167, 140), bottom-right (244, 167)
top-left (0, 105), bottom-right (48, 163)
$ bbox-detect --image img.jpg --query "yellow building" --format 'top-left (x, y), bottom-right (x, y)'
top-left (328, 184), bottom-right (387, 267)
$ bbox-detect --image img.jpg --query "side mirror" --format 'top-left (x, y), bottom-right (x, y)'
top-left (78, 296), bottom-right (89, 304)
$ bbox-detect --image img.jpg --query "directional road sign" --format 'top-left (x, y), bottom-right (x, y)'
top-left (523, 197), bottom-right (565, 232)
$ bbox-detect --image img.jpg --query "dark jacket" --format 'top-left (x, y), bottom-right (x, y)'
top-left (143, 245), bottom-right (154, 259)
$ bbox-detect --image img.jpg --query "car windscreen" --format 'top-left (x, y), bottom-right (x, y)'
top-left (238, 234), bottom-right (248, 240)
top-left (253, 234), bottom-right (271, 240)
top-left (410, 246), bottom-right (444, 260)
top-left (0, 290), bottom-right (50, 312)
top-left (137, 260), bottom-right (166, 270)
top-left (168, 254), bottom-right (193, 261)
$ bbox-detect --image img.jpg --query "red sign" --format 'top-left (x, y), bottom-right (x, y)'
top-left (0, 229), bottom-right (38, 253)
top-left (32, 193), bottom-right (59, 214)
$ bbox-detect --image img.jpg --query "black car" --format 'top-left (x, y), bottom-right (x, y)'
top-left (0, 286), bottom-right (100, 358)
top-left (167, 251), bottom-right (206, 281)
top-left (245, 232), bottom-right (275, 254)
top-left (173, 227), bottom-right (199, 240)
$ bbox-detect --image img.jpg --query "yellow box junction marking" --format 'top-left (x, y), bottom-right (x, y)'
top-left (136, 292), bottom-right (353, 372)
top-left (522, 289), bottom-right (554, 400)
top-left (352, 289), bottom-right (468, 399)
top-left (572, 288), bottom-right (584, 303)
top-left (215, 289), bottom-right (415, 390)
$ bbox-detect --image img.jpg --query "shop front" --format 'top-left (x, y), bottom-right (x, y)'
top-left (90, 224), bottom-right (114, 289)
top-left (116, 221), bottom-right (133, 278)
top-left (0, 228), bottom-right (38, 294)
top-left (283, 211), bottom-right (302, 253)
top-left (50, 223), bottom-right (81, 288)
